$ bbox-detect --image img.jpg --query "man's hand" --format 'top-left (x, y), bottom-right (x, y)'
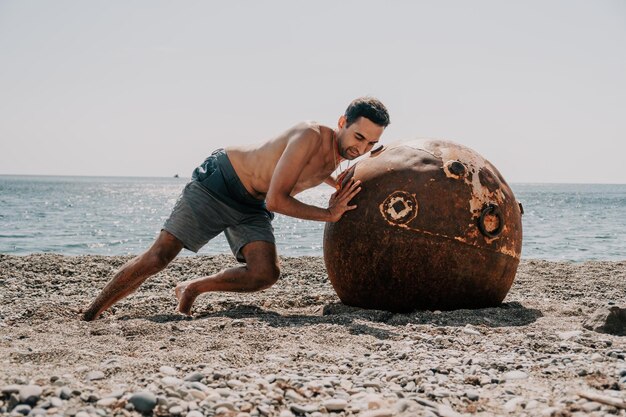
top-left (327, 178), bottom-right (362, 222)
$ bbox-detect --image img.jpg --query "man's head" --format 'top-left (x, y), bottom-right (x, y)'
top-left (336, 97), bottom-right (390, 160)
top-left (344, 96), bottom-right (390, 129)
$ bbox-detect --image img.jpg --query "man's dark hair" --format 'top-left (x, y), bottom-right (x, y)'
top-left (344, 97), bottom-right (390, 128)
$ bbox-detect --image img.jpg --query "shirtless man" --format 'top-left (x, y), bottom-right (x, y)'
top-left (82, 97), bottom-right (390, 321)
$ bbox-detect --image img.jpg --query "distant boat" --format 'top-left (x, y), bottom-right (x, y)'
top-left (174, 174), bottom-right (179, 178)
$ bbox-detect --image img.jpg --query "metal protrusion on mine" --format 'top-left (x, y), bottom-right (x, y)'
top-left (371, 144), bottom-right (385, 155)
top-left (478, 204), bottom-right (503, 238)
top-left (445, 160), bottom-right (467, 178)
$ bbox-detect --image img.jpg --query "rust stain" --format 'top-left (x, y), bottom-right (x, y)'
top-left (379, 191), bottom-right (418, 224)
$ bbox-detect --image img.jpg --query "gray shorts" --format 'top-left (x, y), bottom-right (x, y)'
top-left (163, 149), bottom-right (275, 262)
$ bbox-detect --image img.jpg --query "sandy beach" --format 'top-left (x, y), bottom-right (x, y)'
top-left (1, 254), bottom-right (625, 416)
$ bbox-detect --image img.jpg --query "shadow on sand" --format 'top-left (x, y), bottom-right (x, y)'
top-left (141, 301), bottom-right (543, 340)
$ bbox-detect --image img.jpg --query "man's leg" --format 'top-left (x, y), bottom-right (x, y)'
top-left (175, 241), bottom-right (279, 316)
top-left (82, 230), bottom-right (184, 321)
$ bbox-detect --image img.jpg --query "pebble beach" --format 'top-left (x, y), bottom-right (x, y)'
top-left (1, 254), bottom-right (626, 417)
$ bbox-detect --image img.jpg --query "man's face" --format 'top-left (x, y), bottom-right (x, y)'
top-left (336, 116), bottom-right (385, 160)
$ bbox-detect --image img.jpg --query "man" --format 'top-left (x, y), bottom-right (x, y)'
top-left (82, 97), bottom-right (390, 321)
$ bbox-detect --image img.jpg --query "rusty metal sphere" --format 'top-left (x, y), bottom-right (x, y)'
top-left (323, 139), bottom-right (523, 312)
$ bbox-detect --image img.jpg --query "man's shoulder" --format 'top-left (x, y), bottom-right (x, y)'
top-left (290, 121), bottom-right (330, 140)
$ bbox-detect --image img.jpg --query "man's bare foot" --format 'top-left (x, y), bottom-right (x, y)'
top-left (82, 307), bottom-right (100, 322)
top-left (175, 281), bottom-right (198, 316)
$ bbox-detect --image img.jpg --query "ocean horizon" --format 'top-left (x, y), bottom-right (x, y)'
top-left (1, 175), bottom-right (625, 262)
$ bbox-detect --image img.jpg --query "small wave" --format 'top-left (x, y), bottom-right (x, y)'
top-left (87, 243), bottom-right (106, 249)
top-left (62, 243), bottom-right (91, 249)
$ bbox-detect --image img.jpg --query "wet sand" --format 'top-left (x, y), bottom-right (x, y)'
top-left (1, 254), bottom-right (625, 416)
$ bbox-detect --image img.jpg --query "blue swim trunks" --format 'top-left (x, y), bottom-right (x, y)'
top-left (163, 149), bottom-right (275, 262)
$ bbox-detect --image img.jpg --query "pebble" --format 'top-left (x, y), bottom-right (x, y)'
top-left (323, 398), bottom-right (348, 411)
top-left (86, 371), bottom-right (105, 381)
top-left (1, 385), bottom-right (21, 395)
top-left (186, 411), bottom-right (204, 417)
top-left (169, 405), bottom-right (184, 415)
top-left (184, 372), bottom-right (204, 382)
top-left (159, 366), bottom-right (178, 375)
top-left (57, 387), bottom-right (72, 400)
top-left (86, 393), bottom-right (100, 402)
top-left (503, 370), bottom-right (529, 380)
top-left (50, 397), bottom-right (64, 408)
top-left (214, 401), bottom-right (236, 411)
top-left (290, 403), bottom-right (319, 414)
top-left (215, 388), bottom-right (232, 397)
top-left (128, 391), bottom-right (157, 412)
top-left (103, 389), bottom-right (125, 399)
top-left (284, 389), bottom-right (305, 402)
top-left (504, 397), bottom-right (523, 412)
top-left (363, 380), bottom-right (382, 389)
top-left (189, 381), bottom-right (209, 392)
top-left (187, 389), bottom-right (206, 401)
top-left (557, 330), bottom-right (582, 340)
top-left (96, 397), bottom-right (117, 408)
top-left (161, 376), bottom-right (183, 387)
top-left (227, 379), bottom-right (243, 388)
top-left (462, 325), bottom-right (481, 336)
top-left (18, 385), bottom-right (42, 406)
top-left (12, 404), bottom-right (32, 415)
top-left (465, 390), bottom-right (480, 401)
top-left (581, 401), bottom-right (602, 412)
top-left (526, 399), bottom-right (540, 410)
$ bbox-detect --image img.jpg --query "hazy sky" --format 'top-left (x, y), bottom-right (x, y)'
top-left (1, 1), bottom-right (625, 183)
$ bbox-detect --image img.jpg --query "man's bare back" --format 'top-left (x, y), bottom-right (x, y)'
top-left (227, 122), bottom-right (337, 199)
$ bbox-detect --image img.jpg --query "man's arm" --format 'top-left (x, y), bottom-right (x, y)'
top-left (265, 129), bottom-right (360, 222)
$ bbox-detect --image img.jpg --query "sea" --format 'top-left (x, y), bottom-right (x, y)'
top-left (0, 175), bottom-right (624, 262)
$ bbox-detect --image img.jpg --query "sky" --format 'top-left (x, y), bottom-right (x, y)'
top-left (0, 0), bottom-right (625, 183)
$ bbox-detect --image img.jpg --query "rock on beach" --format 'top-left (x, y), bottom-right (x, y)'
top-left (584, 306), bottom-right (626, 336)
top-left (128, 391), bottom-right (157, 412)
